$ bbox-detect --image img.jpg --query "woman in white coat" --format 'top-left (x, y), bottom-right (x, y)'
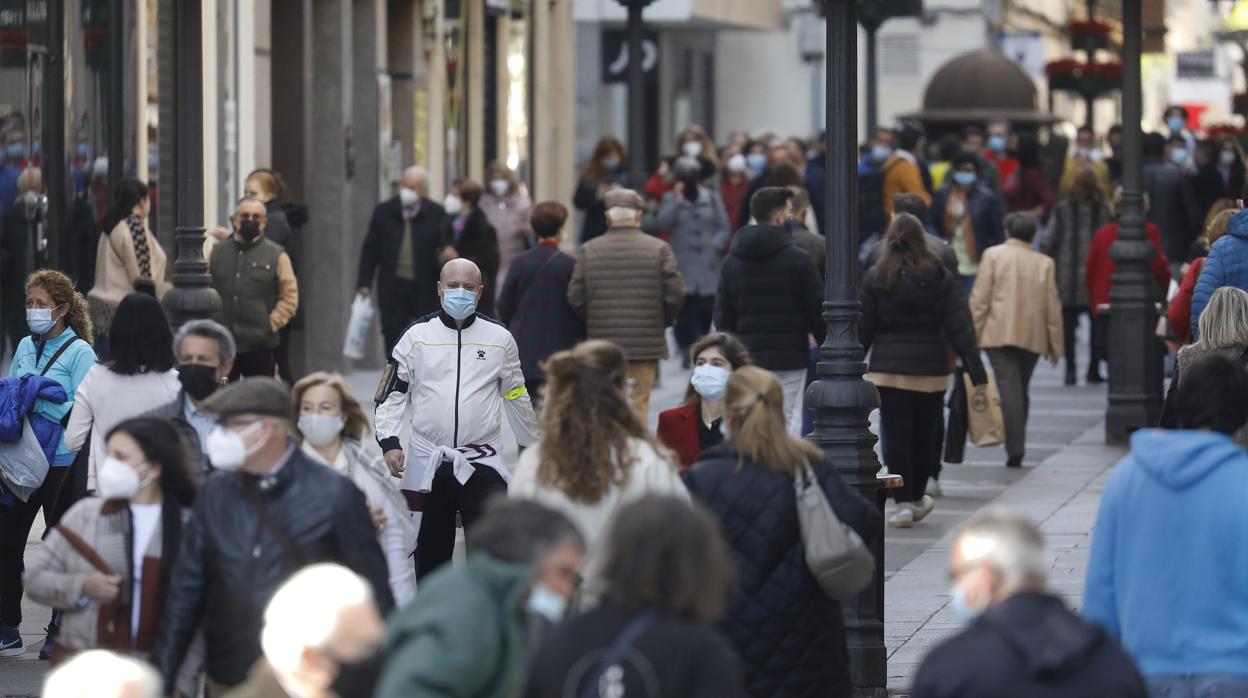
top-left (291, 372), bottom-right (417, 605)
top-left (509, 340), bottom-right (688, 607)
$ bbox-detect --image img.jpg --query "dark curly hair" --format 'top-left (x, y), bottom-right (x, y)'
top-left (537, 340), bottom-right (666, 504)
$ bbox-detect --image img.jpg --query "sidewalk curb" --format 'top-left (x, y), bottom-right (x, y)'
top-left (884, 420), bottom-right (1128, 693)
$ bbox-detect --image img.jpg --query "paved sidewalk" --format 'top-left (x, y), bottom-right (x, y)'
top-left (883, 360), bottom-right (1127, 694)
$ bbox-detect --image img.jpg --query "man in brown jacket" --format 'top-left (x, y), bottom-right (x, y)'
top-left (568, 188), bottom-right (685, 421)
top-left (969, 212), bottom-right (1064, 468)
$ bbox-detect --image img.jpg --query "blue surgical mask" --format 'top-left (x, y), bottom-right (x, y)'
top-left (870, 145), bottom-right (893, 162)
top-left (6, 142), bottom-right (25, 161)
top-left (691, 364), bottom-right (732, 400)
top-left (1167, 116), bottom-right (1186, 133)
top-left (986, 135), bottom-right (1006, 154)
top-left (441, 287), bottom-right (478, 320)
top-left (75, 142), bottom-right (89, 159)
top-left (746, 153), bottom-right (767, 173)
top-left (949, 583), bottom-right (987, 625)
top-left (526, 582), bottom-right (569, 623)
top-left (1170, 148), bottom-right (1189, 167)
top-left (26, 307), bottom-right (58, 335)
top-left (953, 171), bottom-right (978, 187)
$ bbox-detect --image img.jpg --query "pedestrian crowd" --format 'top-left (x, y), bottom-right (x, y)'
top-left (3, 113), bottom-right (1247, 698)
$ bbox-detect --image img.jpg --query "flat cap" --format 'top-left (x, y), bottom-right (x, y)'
top-left (604, 188), bottom-right (645, 211)
top-left (201, 377), bottom-right (291, 419)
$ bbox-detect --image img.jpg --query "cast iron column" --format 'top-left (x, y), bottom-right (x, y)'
top-left (806, 1), bottom-right (887, 695)
top-left (161, 0), bottom-right (220, 327)
top-left (623, 0), bottom-right (650, 188)
top-left (107, 0), bottom-right (124, 188)
top-left (44, 0), bottom-right (65, 271)
top-left (1106, 0), bottom-right (1161, 441)
top-left (864, 22), bottom-right (879, 136)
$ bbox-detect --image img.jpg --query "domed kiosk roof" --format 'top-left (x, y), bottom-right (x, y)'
top-left (900, 49), bottom-right (1057, 125)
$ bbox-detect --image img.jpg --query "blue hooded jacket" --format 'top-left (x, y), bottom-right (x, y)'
top-left (1083, 429), bottom-right (1248, 677)
top-left (1190, 209), bottom-right (1248, 338)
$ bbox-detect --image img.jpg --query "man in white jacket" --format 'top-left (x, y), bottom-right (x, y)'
top-left (375, 258), bottom-right (538, 580)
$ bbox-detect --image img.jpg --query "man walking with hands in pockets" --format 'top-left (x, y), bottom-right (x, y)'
top-left (375, 258), bottom-right (539, 581)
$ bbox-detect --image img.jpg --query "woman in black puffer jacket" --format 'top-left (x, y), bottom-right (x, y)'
top-left (684, 366), bottom-right (880, 698)
top-left (860, 213), bottom-right (987, 529)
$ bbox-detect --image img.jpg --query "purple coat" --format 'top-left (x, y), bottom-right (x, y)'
top-left (496, 243), bottom-right (585, 385)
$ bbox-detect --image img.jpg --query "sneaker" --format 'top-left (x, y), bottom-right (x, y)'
top-left (888, 505), bottom-right (914, 528)
top-left (928, 478), bottom-right (943, 498)
top-left (0, 625), bottom-right (22, 657)
top-left (911, 495), bottom-right (935, 523)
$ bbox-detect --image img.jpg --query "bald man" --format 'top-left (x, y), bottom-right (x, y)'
top-left (357, 166), bottom-right (451, 354)
top-left (375, 258), bottom-right (538, 580)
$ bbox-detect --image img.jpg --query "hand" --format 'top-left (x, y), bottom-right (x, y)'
top-left (210, 226), bottom-right (230, 241)
top-left (438, 246), bottom-right (460, 264)
top-left (357, 287), bottom-right (372, 298)
top-left (83, 572), bottom-right (121, 601)
top-left (384, 449), bottom-right (405, 478)
top-left (369, 505), bottom-right (387, 530)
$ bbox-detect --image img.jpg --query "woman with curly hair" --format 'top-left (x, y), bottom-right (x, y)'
top-left (2, 269), bottom-right (98, 658)
top-left (509, 340), bottom-right (688, 607)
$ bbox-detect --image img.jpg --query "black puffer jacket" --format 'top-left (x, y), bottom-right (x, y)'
top-left (715, 225), bottom-right (825, 371)
top-left (911, 592), bottom-right (1147, 698)
top-left (156, 448), bottom-right (395, 692)
top-left (684, 444), bottom-right (881, 698)
top-left (860, 263), bottom-right (987, 385)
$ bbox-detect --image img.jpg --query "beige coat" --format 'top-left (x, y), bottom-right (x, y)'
top-left (970, 239), bottom-right (1064, 359)
top-left (87, 218), bottom-right (169, 331)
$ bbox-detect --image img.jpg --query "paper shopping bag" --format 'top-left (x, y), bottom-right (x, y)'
top-left (963, 372), bottom-right (1005, 448)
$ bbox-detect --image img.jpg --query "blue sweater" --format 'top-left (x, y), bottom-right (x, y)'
top-left (1190, 210), bottom-right (1248, 338)
top-left (1083, 429), bottom-right (1248, 676)
top-left (8, 329), bottom-right (97, 464)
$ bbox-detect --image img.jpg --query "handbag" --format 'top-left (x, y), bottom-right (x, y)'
top-left (794, 461), bottom-right (874, 601)
top-left (943, 367), bottom-right (968, 464)
top-left (963, 372), bottom-right (1005, 448)
top-left (53, 523), bottom-right (131, 656)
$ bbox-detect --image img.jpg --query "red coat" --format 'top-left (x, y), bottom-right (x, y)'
top-left (1084, 222), bottom-right (1171, 310)
top-left (721, 176), bottom-right (750, 231)
top-left (657, 403), bottom-right (701, 472)
top-left (1168, 257), bottom-right (1205, 344)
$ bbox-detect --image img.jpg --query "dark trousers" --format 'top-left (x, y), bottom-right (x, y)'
top-left (674, 294), bottom-right (715, 351)
top-left (415, 461), bottom-right (508, 581)
top-left (986, 347), bottom-right (1040, 459)
top-left (878, 387), bottom-right (944, 504)
top-left (381, 280), bottom-right (424, 358)
top-left (1062, 306), bottom-right (1104, 375)
top-left (229, 349), bottom-right (277, 380)
top-left (0, 467), bottom-right (70, 628)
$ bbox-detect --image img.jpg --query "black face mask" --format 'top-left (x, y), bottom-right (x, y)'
top-left (237, 220), bottom-right (262, 241)
top-left (329, 649), bottom-right (383, 698)
top-left (178, 364), bottom-right (220, 401)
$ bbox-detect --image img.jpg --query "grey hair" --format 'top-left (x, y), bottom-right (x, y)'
top-left (472, 498), bottom-right (585, 566)
top-left (261, 564), bottom-right (373, 673)
top-left (1004, 212), bottom-right (1038, 242)
top-left (1197, 287), bottom-right (1248, 350)
top-left (173, 319), bottom-right (237, 363)
top-left (955, 506), bottom-right (1048, 590)
top-left (43, 650), bottom-right (161, 698)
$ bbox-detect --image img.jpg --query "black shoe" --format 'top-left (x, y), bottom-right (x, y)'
top-left (1064, 366), bottom-right (1077, 386)
top-left (1006, 454), bottom-right (1023, 468)
top-left (1086, 370), bottom-right (1104, 385)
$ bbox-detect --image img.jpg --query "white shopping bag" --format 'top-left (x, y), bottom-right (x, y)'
top-left (342, 294), bottom-right (375, 360)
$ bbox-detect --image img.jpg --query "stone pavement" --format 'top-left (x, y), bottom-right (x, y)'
top-left (3, 345), bottom-right (1127, 697)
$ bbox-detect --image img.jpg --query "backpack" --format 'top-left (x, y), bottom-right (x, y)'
top-left (858, 160), bottom-right (899, 242)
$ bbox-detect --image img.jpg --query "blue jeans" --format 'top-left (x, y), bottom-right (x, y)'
top-left (1147, 674), bottom-right (1248, 698)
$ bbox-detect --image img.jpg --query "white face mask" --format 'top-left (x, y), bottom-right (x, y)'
top-left (398, 186), bottom-right (419, 208)
top-left (489, 179), bottom-right (510, 198)
top-left (205, 421), bottom-right (265, 472)
top-left (526, 582), bottom-right (569, 623)
top-left (97, 457), bottom-right (153, 501)
top-left (726, 153), bottom-right (747, 173)
top-left (682, 141), bottom-right (703, 158)
top-left (443, 194), bottom-right (463, 216)
top-left (299, 414), bottom-right (345, 448)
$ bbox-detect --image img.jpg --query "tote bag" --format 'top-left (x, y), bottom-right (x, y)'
top-left (795, 462), bottom-right (874, 601)
top-left (963, 372), bottom-right (1005, 448)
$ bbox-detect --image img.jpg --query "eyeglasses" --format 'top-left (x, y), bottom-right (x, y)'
top-left (236, 214), bottom-right (266, 222)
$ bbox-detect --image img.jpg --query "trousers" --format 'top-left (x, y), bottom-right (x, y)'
top-left (415, 461), bottom-right (508, 581)
top-left (0, 467), bottom-right (70, 628)
top-left (776, 369), bottom-right (807, 436)
top-left (229, 349), bottom-right (277, 380)
top-left (674, 294), bottom-right (715, 350)
top-left (985, 347), bottom-right (1040, 459)
top-left (878, 387), bottom-right (944, 503)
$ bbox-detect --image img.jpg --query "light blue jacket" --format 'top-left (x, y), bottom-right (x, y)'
top-left (1083, 429), bottom-right (1248, 676)
top-left (8, 329), bottom-right (97, 464)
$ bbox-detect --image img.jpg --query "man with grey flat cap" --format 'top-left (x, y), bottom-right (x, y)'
top-left (156, 377), bottom-right (394, 697)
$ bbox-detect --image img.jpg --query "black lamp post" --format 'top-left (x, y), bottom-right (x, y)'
top-left (1105, 0), bottom-right (1162, 441)
top-left (807, 1), bottom-right (888, 695)
top-left (161, 0), bottom-right (220, 328)
top-left (617, 0), bottom-right (654, 189)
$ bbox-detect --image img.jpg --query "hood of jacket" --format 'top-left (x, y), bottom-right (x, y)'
top-left (730, 224), bottom-right (793, 261)
top-left (981, 592), bottom-right (1105, 679)
top-left (1128, 428), bottom-right (1245, 490)
top-left (1229, 209), bottom-right (1248, 240)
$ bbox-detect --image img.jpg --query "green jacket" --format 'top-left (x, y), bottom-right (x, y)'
top-left (210, 235), bottom-right (283, 353)
top-left (376, 553), bottom-right (532, 698)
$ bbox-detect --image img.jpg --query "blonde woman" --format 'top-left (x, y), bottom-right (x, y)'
top-left (292, 372), bottom-right (417, 605)
top-left (1161, 286), bottom-right (1248, 450)
top-left (509, 340), bottom-right (688, 606)
top-left (683, 366), bottom-right (880, 698)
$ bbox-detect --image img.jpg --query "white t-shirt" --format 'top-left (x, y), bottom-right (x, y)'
top-left (129, 503), bottom-right (161, 641)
